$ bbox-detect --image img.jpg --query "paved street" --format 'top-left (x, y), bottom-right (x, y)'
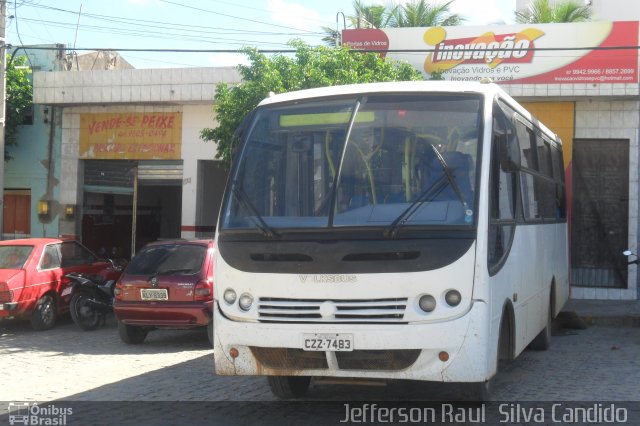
top-left (1, 314), bottom-right (639, 424)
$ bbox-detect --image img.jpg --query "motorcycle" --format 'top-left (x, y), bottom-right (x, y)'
top-left (63, 272), bottom-right (117, 331)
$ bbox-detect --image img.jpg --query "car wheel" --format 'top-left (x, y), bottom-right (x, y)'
top-left (117, 321), bottom-right (148, 344)
top-left (70, 291), bottom-right (102, 331)
top-left (267, 376), bottom-right (311, 399)
top-left (30, 294), bottom-right (57, 331)
top-left (207, 321), bottom-right (214, 347)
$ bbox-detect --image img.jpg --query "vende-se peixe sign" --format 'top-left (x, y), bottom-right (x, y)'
top-left (79, 112), bottom-right (182, 160)
top-left (343, 21), bottom-right (638, 84)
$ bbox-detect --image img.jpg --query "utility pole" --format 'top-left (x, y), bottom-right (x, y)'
top-left (0, 0), bottom-right (7, 239)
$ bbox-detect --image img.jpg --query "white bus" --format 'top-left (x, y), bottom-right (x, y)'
top-left (213, 81), bottom-right (569, 400)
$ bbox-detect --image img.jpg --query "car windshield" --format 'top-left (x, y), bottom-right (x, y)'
top-left (222, 93), bottom-right (482, 233)
top-left (0, 245), bottom-right (33, 269)
top-left (126, 244), bottom-right (207, 276)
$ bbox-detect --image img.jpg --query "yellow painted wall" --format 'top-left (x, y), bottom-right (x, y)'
top-left (520, 102), bottom-right (574, 168)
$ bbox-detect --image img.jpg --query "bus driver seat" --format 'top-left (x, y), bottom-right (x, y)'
top-left (426, 151), bottom-right (474, 205)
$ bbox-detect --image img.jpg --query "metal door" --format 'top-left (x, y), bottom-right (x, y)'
top-left (571, 139), bottom-right (629, 288)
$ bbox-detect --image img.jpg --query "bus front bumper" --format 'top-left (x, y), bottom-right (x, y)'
top-left (213, 300), bottom-right (492, 383)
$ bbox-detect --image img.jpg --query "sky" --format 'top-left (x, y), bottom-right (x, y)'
top-left (5, 0), bottom-right (517, 69)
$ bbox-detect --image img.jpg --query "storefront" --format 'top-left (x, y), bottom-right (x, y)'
top-left (345, 21), bottom-right (640, 300)
top-left (31, 67), bottom-right (241, 258)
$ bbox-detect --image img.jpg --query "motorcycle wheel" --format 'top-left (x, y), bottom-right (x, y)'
top-left (70, 291), bottom-right (103, 331)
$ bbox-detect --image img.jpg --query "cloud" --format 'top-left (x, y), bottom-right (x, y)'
top-left (208, 53), bottom-right (250, 68)
top-left (267, 0), bottom-right (323, 29)
top-left (449, 0), bottom-right (515, 25)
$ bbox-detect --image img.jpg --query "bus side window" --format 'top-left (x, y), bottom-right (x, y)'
top-left (489, 104), bottom-right (517, 272)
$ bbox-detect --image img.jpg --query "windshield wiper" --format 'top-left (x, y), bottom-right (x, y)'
top-left (384, 147), bottom-right (469, 239)
top-left (230, 185), bottom-right (276, 238)
top-left (383, 174), bottom-right (449, 239)
top-left (429, 145), bottom-right (469, 211)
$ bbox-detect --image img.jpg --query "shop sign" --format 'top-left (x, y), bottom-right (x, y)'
top-left (79, 112), bottom-right (182, 160)
top-left (342, 21), bottom-right (638, 84)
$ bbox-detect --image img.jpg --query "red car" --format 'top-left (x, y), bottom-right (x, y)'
top-left (0, 238), bottom-right (122, 330)
top-left (113, 240), bottom-right (214, 345)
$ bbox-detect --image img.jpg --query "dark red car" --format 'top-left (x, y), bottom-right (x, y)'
top-left (0, 238), bottom-right (122, 330)
top-left (113, 240), bottom-right (214, 345)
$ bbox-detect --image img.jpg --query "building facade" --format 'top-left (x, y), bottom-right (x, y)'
top-left (8, 46), bottom-right (240, 259)
top-left (10, 19), bottom-right (640, 300)
top-left (343, 21), bottom-right (640, 300)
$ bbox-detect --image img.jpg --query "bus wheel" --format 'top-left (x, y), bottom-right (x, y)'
top-left (267, 376), bottom-right (311, 399)
top-left (529, 300), bottom-right (552, 351)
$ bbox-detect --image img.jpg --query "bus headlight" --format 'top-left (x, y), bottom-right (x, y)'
top-left (418, 295), bottom-right (437, 312)
top-left (223, 289), bottom-right (237, 305)
top-left (445, 290), bottom-right (462, 307)
top-left (238, 293), bottom-right (254, 311)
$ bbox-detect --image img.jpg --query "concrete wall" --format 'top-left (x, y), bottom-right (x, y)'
top-left (570, 100), bottom-right (640, 300)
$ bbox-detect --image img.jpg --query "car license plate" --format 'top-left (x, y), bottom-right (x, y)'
top-left (302, 333), bottom-right (353, 351)
top-left (140, 288), bottom-right (168, 301)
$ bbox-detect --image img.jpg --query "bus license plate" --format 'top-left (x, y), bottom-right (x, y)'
top-left (140, 289), bottom-right (168, 301)
top-left (302, 333), bottom-right (353, 352)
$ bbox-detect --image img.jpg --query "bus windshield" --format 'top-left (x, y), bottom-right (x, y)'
top-left (222, 93), bottom-right (483, 233)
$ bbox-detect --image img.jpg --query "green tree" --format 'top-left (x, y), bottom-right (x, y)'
top-left (515, 0), bottom-right (592, 23)
top-left (5, 54), bottom-right (33, 159)
top-left (200, 40), bottom-right (423, 167)
top-left (322, 0), bottom-right (462, 47)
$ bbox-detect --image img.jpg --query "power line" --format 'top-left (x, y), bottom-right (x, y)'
top-left (18, 17), bottom-right (300, 47)
top-left (8, 45), bottom-right (640, 53)
top-left (22, 3), bottom-right (323, 36)
top-left (158, 0), bottom-right (312, 33)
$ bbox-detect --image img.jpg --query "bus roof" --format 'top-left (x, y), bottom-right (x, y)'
top-left (258, 81), bottom-right (506, 107)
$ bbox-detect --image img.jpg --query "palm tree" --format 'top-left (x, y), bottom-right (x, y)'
top-left (515, 0), bottom-right (592, 23)
top-left (349, 0), bottom-right (393, 29)
top-left (389, 0), bottom-right (463, 28)
top-left (322, 0), bottom-right (463, 46)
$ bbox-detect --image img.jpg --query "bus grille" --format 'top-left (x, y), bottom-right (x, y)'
top-left (336, 350), bottom-right (421, 370)
top-left (250, 347), bottom-right (420, 371)
top-left (251, 347), bottom-right (328, 369)
top-left (257, 297), bottom-right (408, 323)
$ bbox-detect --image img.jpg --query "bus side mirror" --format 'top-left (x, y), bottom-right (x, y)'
top-left (496, 132), bottom-right (520, 172)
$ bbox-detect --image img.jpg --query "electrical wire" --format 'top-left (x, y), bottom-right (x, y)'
top-left (18, 17), bottom-right (301, 47)
top-left (158, 0), bottom-right (314, 33)
top-left (22, 3), bottom-right (324, 36)
top-left (13, 0), bottom-right (34, 68)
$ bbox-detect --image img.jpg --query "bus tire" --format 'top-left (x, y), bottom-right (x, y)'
top-left (267, 376), bottom-right (311, 399)
top-left (529, 299), bottom-right (552, 351)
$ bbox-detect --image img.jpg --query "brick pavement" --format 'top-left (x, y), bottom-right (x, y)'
top-left (1, 315), bottom-right (639, 424)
